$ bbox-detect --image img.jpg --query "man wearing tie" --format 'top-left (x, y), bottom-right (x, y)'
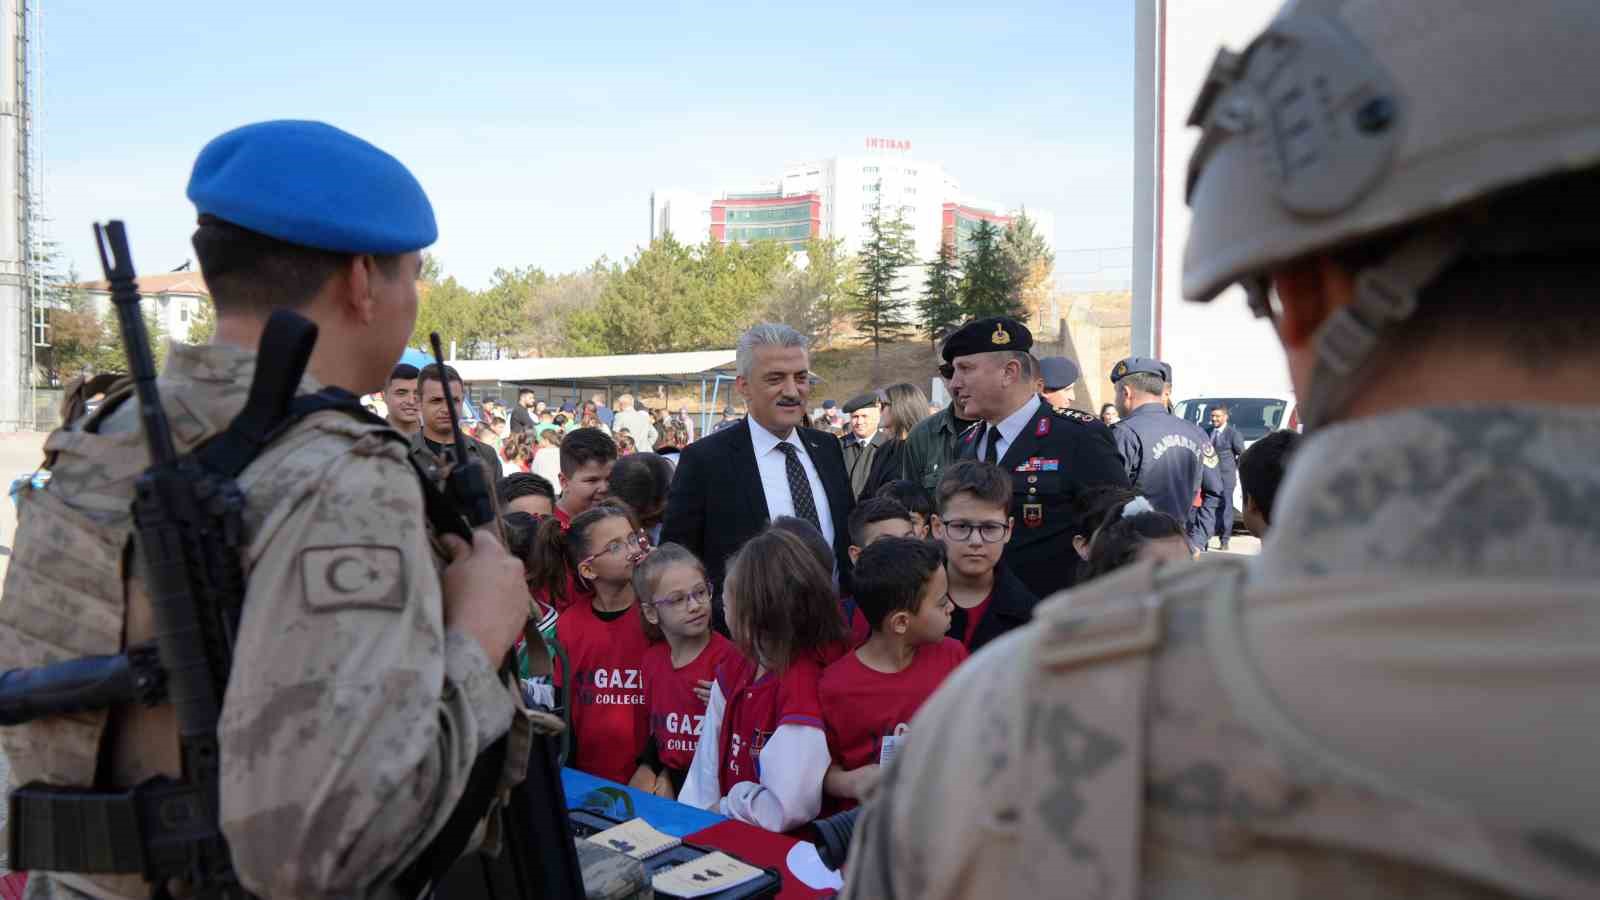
top-left (1206, 405), bottom-right (1246, 550)
top-left (945, 317), bottom-right (1128, 599)
top-left (660, 323), bottom-right (855, 629)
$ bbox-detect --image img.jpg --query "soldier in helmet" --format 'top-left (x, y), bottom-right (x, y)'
top-left (0, 122), bottom-right (534, 898)
top-left (845, 2), bottom-right (1600, 898)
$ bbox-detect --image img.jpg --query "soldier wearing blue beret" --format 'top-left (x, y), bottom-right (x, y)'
top-left (0, 121), bottom-right (556, 898)
top-left (943, 317), bottom-right (1129, 599)
top-left (1108, 356), bottom-right (1225, 551)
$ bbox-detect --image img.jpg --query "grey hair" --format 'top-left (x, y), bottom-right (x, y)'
top-left (736, 323), bottom-right (809, 378)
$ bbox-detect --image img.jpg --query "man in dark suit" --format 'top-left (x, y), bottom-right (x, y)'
top-left (946, 316), bottom-right (1129, 599)
top-left (660, 323), bottom-right (855, 625)
top-left (1207, 404), bottom-right (1247, 550)
top-left (508, 388), bottom-right (536, 434)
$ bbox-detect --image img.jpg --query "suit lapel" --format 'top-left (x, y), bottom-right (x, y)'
top-left (730, 421), bottom-right (770, 523)
top-left (804, 429), bottom-right (850, 519)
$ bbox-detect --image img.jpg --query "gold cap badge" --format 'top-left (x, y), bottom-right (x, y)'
top-left (991, 323), bottom-right (1011, 346)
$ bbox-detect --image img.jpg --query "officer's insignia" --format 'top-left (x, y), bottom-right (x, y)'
top-left (1035, 416), bottom-right (1051, 437)
top-left (1056, 407), bottom-right (1097, 424)
top-left (1202, 445), bottom-right (1220, 469)
top-left (1023, 502), bottom-right (1044, 528)
top-left (991, 323), bottom-right (1011, 346)
top-left (1114, 361), bottom-right (1129, 379)
top-left (300, 545), bottom-right (406, 612)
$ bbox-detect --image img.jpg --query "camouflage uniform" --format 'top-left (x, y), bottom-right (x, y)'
top-left (844, 406), bottom-right (1600, 899)
top-left (0, 342), bottom-right (517, 898)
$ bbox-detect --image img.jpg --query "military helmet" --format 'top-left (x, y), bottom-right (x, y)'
top-left (1182, 0), bottom-right (1600, 426)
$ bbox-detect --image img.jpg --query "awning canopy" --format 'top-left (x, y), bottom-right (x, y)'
top-left (447, 350), bottom-right (737, 385)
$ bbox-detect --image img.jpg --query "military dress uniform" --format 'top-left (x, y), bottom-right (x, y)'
top-left (0, 122), bottom-right (523, 900)
top-left (1109, 358), bottom-right (1223, 551)
top-left (945, 318), bottom-right (1129, 599)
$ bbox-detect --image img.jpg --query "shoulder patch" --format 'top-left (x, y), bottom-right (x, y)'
top-left (1052, 406), bottom-right (1102, 426)
top-left (1202, 444), bottom-right (1220, 468)
top-left (300, 545), bottom-right (407, 612)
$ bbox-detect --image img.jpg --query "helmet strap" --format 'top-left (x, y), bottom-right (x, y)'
top-left (1300, 227), bottom-right (1466, 429)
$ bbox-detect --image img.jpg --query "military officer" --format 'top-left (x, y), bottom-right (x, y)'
top-left (1109, 356), bottom-right (1223, 551)
top-left (0, 121), bottom-right (531, 899)
top-left (844, 2), bottom-right (1600, 898)
top-left (946, 317), bottom-right (1128, 599)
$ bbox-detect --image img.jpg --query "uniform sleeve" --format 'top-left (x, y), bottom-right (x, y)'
top-left (679, 679), bottom-right (727, 810)
top-left (1111, 423), bottom-right (1140, 484)
top-left (722, 723), bottom-right (829, 832)
top-left (219, 447), bottom-right (514, 899)
top-left (1084, 423), bottom-right (1135, 489)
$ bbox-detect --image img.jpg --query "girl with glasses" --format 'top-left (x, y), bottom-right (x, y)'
top-left (627, 544), bottom-right (736, 799)
top-left (529, 500), bottom-right (654, 785)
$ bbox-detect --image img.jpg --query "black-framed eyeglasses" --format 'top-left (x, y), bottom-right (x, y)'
top-left (940, 519), bottom-right (1008, 543)
top-left (648, 581), bottom-right (713, 610)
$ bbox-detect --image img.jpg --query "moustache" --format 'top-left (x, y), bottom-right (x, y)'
top-left (776, 398), bottom-right (802, 407)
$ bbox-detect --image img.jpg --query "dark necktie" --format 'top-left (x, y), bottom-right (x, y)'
top-left (984, 424), bottom-right (1001, 464)
top-left (777, 442), bottom-right (821, 531)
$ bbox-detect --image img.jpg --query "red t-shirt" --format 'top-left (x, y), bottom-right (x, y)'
top-left (555, 600), bottom-right (651, 784)
top-left (819, 639), bottom-right (968, 810)
top-left (715, 652), bottom-right (826, 797)
top-left (642, 633), bottom-right (737, 774)
top-left (958, 592), bottom-right (995, 650)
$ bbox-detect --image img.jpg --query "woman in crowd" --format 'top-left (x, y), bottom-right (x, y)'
top-left (861, 382), bottom-right (931, 499)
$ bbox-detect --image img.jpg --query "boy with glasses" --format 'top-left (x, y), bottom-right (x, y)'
top-left (931, 461), bottom-right (1039, 651)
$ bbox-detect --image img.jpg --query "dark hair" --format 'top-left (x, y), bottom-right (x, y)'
top-left (852, 537), bottom-right (945, 630)
top-left (935, 460), bottom-right (1011, 515)
top-left (1238, 430), bottom-right (1302, 526)
top-left (874, 479), bottom-right (933, 524)
top-left (608, 453), bottom-right (674, 528)
top-left (1210, 404), bottom-right (1230, 416)
top-left (191, 214), bottom-right (404, 314)
top-left (552, 413), bottom-right (568, 427)
top-left (389, 363), bottom-right (419, 382)
top-left (1084, 511), bottom-right (1187, 579)
top-left (724, 528), bottom-right (845, 672)
top-left (1100, 403), bottom-right (1117, 416)
top-left (630, 542), bottom-right (707, 642)
top-left (769, 516), bottom-right (835, 576)
top-left (1115, 371), bottom-right (1166, 397)
top-left (526, 500), bottom-right (638, 604)
top-left (617, 434), bottom-right (638, 454)
top-left (417, 363), bottom-right (463, 395)
top-left (498, 472), bottom-right (556, 507)
top-left (519, 388), bottom-right (536, 399)
top-left (559, 427), bottom-right (618, 475)
top-left (848, 496), bottom-right (913, 547)
top-left (501, 510), bottom-right (542, 573)
top-left (1067, 485), bottom-right (1140, 544)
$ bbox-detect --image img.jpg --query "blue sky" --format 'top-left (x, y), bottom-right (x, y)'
top-left (43, 0), bottom-right (1133, 289)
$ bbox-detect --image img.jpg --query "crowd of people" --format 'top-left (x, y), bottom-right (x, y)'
top-left (448, 312), bottom-right (1304, 840)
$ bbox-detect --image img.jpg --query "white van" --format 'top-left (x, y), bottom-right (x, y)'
top-left (1171, 396), bottom-right (1300, 530)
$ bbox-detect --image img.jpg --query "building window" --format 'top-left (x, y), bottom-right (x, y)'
top-left (904, 186), bottom-right (916, 195)
top-left (905, 169), bottom-right (917, 176)
top-left (180, 307), bottom-right (189, 322)
top-left (864, 183), bottom-right (880, 193)
top-left (31, 305), bottom-right (48, 348)
top-left (862, 166), bottom-right (878, 175)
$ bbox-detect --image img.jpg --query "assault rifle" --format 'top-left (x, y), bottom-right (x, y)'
top-left (400, 335), bottom-right (585, 899)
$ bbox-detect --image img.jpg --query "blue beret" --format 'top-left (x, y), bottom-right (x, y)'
top-left (941, 316), bottom-right (1033, 363)
top-left (1110, 357), bottom-right (1168, 382)
top-left (1038, 356), bottom-right (1081, 390)
top-left (187, 120), bottom-right (437, 255)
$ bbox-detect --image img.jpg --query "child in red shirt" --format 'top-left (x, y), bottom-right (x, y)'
top-left (843, 497), bottom-right (918, 647)
top-left (680, 527), bottom-right (847, 833)
top-left (536, 500), bottom-right (653, 785)
top-left (933, 461), bottom-right (1040, 652)
top-left (629, 543), bottom-right (736, 798)
top-left (821, 537), bottom-right (966, 810)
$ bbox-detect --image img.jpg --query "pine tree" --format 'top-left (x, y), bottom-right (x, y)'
top-left (851, 196), bottom-right (917, 380)
top-left (958, 220), bottom-right (1024, 320)
top-left (1001, 209), bottom-right (1055, 329)
top-left (919, 241), bottom-right (962, 351)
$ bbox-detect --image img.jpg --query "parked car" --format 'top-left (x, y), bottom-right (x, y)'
top-left (1172, 395), bottom-right (1300, 531)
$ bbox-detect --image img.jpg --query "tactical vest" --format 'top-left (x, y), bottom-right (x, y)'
top-left (1016, 558), bottom-right (1599, 900)
top-left (0, 368), bottom-right (410, 899)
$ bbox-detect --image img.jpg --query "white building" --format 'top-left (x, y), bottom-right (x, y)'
top-left (649, 188), bottom-right (713, 243)
top-left (76, 271), bottom-right (210, 343)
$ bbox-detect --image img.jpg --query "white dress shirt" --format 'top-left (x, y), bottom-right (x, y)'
top-left (985, 396), bottom-right (1044, 465)
top-left (747, 415), bottom-right (836, 549)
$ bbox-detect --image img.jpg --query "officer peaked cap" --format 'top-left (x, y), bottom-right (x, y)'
top-left (1110, 357), bottom-right (1168, 383)
top-left (941, 317), bottom-right (1033, 363)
